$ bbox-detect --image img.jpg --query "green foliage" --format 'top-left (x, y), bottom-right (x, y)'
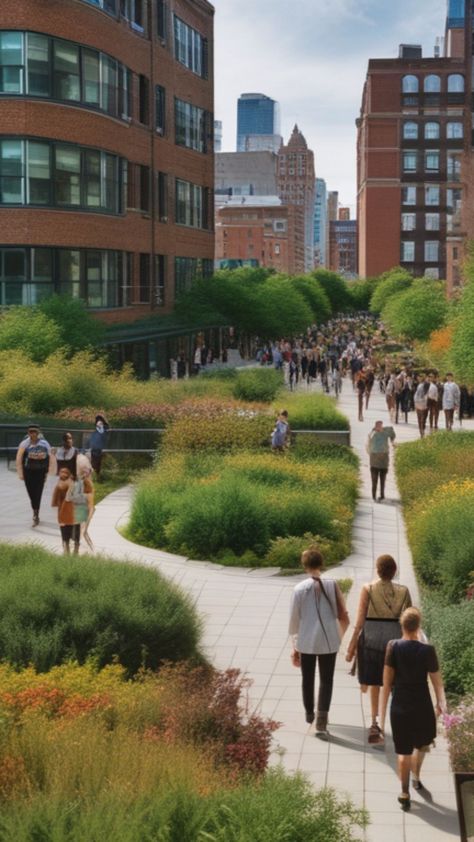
top-left (283, 392), bottom-right (350, 431)
top-left (0, 771), bottom-right (367, 842)
top-left (0, 308), bottom-right (62, 362)
top-left (39, 294), bottom-right (105, 354)
top-left (311, 269), bottom-right (351, 314)
top-left (264, 533), bottom-right (348, 569)
top-left (382, 279), bottom-right (448, 341)
top-left (290, 275), bottom-right (332, 323)
top-left (0, 543), bottom-right (202, 674)
top-left (423, 594), bottom-right (474, 697)
top-left (232, 368), bottom-right (283, 402)
top-left (348, 277), bottom-right (379, 312)
top-left (450, 272), bottom-right (474, 386)
top-left (369, 267), bottom-right (413, 315)
top-left (162, 413), bottom-right (271, 454)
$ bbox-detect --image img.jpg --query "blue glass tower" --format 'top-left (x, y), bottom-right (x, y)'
top-left (314, 179), bottom-right (328, 267)
top-left (447, 0), bottom-right (465, 27)
top-left (236, 93), bottom-right (280, 152)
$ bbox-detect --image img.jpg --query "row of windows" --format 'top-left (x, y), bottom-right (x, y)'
top-left (401, 241), bottom-right (440, 262)
top-left (402, 212), bottom-right (441, 231)
top-left (403, 121), bottom-right (464, 140)
top-left (0, 247), bottom-right (130, 307)
top-left (403, 150), bottom-right (461, 178)
top-left (174, 16), bottom-right (208, 78)
top-left (402, 74), bottom-right (465, 93)
top-left (82, 0), bottom-right (146, 33)
top-left (0, 139), bottom-right (124, 212)
top-left (402, 185), bottom-right (462, 207)
top-left (0, 31), bottom-right (131, 120)
top-left (127, 166), bottom-right (212, 229)
top-left (175, 257), bottom-right (213, 296)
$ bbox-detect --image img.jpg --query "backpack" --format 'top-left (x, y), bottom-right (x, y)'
top-left (66, 479), bottom-right (88, 507)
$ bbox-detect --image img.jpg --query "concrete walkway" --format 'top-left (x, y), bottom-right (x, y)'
top-left (1, 385), bottom-right (468, 841)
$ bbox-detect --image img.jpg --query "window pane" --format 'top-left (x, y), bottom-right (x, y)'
top-left (27, 141), bottom-right (50, 204)
top-left (402, 186), bottom-right (417, 205)
top-left (424, 122), bottom-right (440, 139)
top-left (102, 56), bottom-right (117, 115)
top-left (403, 122), bottom-right (418, 139)
top-left (425, 151), bottom-right (440, 171)
top-left (0, 32), bottom-right (24, 94)
top-left (0, 139), bottom-right (24, 203)
top-left (83, 49), bottom-right (100, 105)
top-left (425, 185), bottom-right (440, 205)
top-left (84, 149), bottom-right (101, 207)
top-left (424, 241), bottom-right (439, 261)
top-left (401, 242), bottom-right (415, 261)
top-left (53, 41), bottom-right (80, 101)
top-left (424, 74), bottom-right (440, 92)
top-left (31, 248), bottom-right (52, 280)
top-left (155, 84), bottom-right (166, 134)
top-left (58, 249), bottom-right (81, 296)
top-left (402, 213), bottom-right (416, 231)
top-left (403, 151), bottom-right (417, 172)
top-left (448, 74), bottom-right (464, 92)
top-left (402, 75), bottom-right (418, 93)
top-left (55, 146), bottom-right (81, 205)
top-left (4, 249), bottom-right (26, 278)
top-left (447, 121), bottom-right (463, 138)
top-left (27, 33), bottom-right (50, 96)
top-left (104, 153), bottom-right (118, 211)
top-left (425, 213), bottom-right (440, 231)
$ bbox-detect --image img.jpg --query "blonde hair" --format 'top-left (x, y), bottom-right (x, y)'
top-left (401, 607), bottom-right (421, 633)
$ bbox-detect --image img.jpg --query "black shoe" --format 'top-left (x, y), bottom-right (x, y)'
top-left (412, 779), bottom-right (423, 791)
top-left (32, 512), bottom-right (39, 527)
top-left (398, 795), bottom-right (411, 812)
top-left (378, 496), bottom-right (385, 501)
top-left (305, 712), bottom-right (315, 724)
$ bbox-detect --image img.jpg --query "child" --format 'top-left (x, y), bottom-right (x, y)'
top-left (51, 466), bottom-right (93, 555)
top-left (271, 410), bottom-right (290, 452)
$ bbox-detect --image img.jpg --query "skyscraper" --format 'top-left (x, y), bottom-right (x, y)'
top-left (313, 179), bottom-right (328, 267)
top-left (237, 93), bottom-right (281, 152)
top-left (214, 120), bottom-right (223, 153)
top-left (277, 125), bottom-right (315, 273)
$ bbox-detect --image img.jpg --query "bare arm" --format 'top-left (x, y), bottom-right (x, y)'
top-left (429, 671), bottom-right (446, 716)
top-left (380, 664), bottom-right (395, 733)
top-left (345, 586), bottom-right (369, 661)
top-left (335, 583), bottom-right (350, 639)
top-left (16, 447), bottom-right (25, 480)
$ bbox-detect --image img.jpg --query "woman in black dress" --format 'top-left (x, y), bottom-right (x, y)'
top-left (380, 608), bottom-right (446, 811)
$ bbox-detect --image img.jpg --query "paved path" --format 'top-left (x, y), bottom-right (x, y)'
top-left (1, 385), bottom-right (469, 841)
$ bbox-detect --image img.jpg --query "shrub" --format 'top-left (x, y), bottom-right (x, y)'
top-left (264, 533), bottom-right (344, 569)
top-left (0, 308), bottom-right (63, 362)
top-left (232, 368), bottom-right (283, 402)
top-left (162, 413), bottom-right (270, 454)
top-left (39, 295), bottom-right (105, 354)
top-left (382, 279), bottom-right (448, 342)
top-left (282, 393), bottom-right (349, 431)
top-left (369, 267), bottom-right (413, 315)
top-left (311, 270), bottom-right (351, 314)
top-left (0, 544), bottom-right (202, 674)
top-left (423, 594), bottom-right (474, 697)
top-left (444, 694), bottom-right (474, 772)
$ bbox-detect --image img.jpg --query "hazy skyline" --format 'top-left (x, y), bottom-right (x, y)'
top-left (215, 0), bottom-right (446, 213)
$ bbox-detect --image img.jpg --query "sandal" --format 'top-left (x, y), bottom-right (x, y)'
top-left (368, 724), bottom-right (384, 744)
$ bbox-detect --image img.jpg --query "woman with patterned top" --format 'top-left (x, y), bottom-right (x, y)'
top-left (345, 554), bottom-right (411, 745)
top-left (16, 424), bottom-right (55, 527)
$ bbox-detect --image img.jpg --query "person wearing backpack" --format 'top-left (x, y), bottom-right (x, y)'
top-left (289, 547), bottom-right (350, 737)
top-left (51, 466), bottom-right (93, 555)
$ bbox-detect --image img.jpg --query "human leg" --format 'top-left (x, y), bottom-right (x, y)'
top-left (24, 470), bottom-right (46, 524)
top-left (358, 392), bottom-right (364, 421)
top-left (445, 409), bottom-right (454, 431)
top-left (370, 468), bottom-right (379, 501)
top-left (60, 524), bottom-right (72, 554)
top-left (316, 652), bottom-right (337, 728)
top-left (72, 523), bottom-right (81, 555)
top-left (398, 755), bottom-right (412, 809)
top-left (379, 469), bottom-right (387, 500)
top-left (300, 653), bottom-right (317, 722)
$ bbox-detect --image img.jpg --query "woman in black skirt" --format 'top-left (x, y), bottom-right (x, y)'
top-left (346, 554), bottom-right (411, 744)
top-left (381, 608), bottom-right (446, 811)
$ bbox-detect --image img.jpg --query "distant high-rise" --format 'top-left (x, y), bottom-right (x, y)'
top-left (277, 125), bottom-right (315, 273)
top-left (214, 120), bottom-right (223, 153)
top-left (313, 179), bottom-right (328, 267)
top-left (237, 93), bottom-right (281, 152)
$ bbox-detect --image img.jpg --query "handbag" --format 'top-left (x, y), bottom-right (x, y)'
top-left (66, 479), bottom-right (88, 507)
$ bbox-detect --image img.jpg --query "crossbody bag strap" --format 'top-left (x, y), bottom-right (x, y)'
top-left (312, 579), bottom-right (332, 650)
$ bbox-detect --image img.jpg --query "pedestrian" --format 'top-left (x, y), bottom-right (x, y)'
top-left (355, 370), bottom-right (366, 421)
top-left (271, 409), bottom-right (290, 452)
top-left (442, 372), bottom-right (460, 431)
top-left (345, 554), bottom-right (411, 745)
top-left (365, 367), bottom-right (375, 409)
top-left (51, 463), bottom-right (94, 555)
top-left (54, 432), bottom-right (79, 477)
top-left (366, 420), bottom-right (396, 502)
top-left (427, 373), bottom-right (440, 431)
top-left (16, 424), bottom-right (54, 527)
top-left (385, 374), bottom-right (396, 423)
top-left (87, 414), bottom-right (109, 478)
top-left (380, 607), bottom-right (446, 812)
top-left (414, 376), bottom-right (430, 438)
top-left (289, 547), bottom-right (350, 737)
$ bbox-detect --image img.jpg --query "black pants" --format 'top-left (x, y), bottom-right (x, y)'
top-left (370, 467), bottom-right (387, 500)
top-left (91, 449), bottom-right (103, 475)
top-left (300, 652), bottom-right (337, 716)
top-left (60, 524), bottom-right (80, 543)
top-left (24, 469), bottom-right (47, 513)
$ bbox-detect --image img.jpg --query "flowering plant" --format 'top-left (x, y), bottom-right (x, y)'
top-left (443, 696), bottom-right (474, 772)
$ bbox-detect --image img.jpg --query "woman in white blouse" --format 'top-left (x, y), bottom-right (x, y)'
top-left (289, 547), bottom-right (350, 737)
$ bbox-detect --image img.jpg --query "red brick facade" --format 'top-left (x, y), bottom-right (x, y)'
top-left (0, 0), bottom-right (215, 323)
top-left (215, 203), bottom-right (298, 274)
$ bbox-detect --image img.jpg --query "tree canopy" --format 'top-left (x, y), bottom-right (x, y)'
top-left (369, 267), bottom-right (413, 314)
top-left (289, 275), bottom-right (332, 323)
top-left (0, 308), bottom-right (62, 362)
top-left (311, 270), bottom-right (351, 315)
top-left (381, 279), bottom-right (448, 342)
top-left (450, 271), bottom-right (474, 385)
top-left (39, 295), bottom-right (105, 354)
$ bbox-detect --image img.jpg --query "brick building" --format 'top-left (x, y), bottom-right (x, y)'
top-left (0, 0), bottom-right (215, 371)
top-left (329, 219), bottom-right (358, 278)
top-left (215, 197), bottom-right (299, 274)
top-left (277, 125), bottom-right (315, 273)
top-left (357, 3), bottom-right (473, 292)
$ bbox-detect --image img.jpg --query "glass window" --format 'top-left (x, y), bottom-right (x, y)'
top-left (401, 213), bottom-right (416, 231)
top-left (31, 248), bottom-right (53, 280)
top-left (139, 253), bottom-right (150, 302)
top-left (402, 185), bottom-right (417, 205)
top-left (55, 146), bottom-right (81, 205)
top-left (53, 40), bottom-right (80, 101)
top-left (447, 152), bottom-right (461, 180)
top-left (155, 254), bottom-right (166, 306)
top-left (403, 122), bottom-right (418, 139)
top-left (425, 150), bottom-right (440, 171)
top-left (157, 171), bottom-right (168, 221)
top-left (425, 213), bottom-right (440, 230)
top-left (447, 121), bottom-right (463, 138)
top-left (27, 33), bottom-right (50, 96)
top-left (118, 66), bottom-right (131, 120)
top-left (86, 250), bottom-right (106, 306)
top-left (448, 74), bottom-right (464, 92)
top-left (102, 56), bottom-right (118, 115)
top-left (84, 150), bottom-right (101, 207)
top-left (424, 267), bottom-right (439, 279)
top-left (424, 74), bottom-right (441, 92)
top-left (58, 249), bottom-right (81, 297)
top-left (175, 98), bottom-right (207, 152)
top-left (175, 178), bottom-right (203, 228)
top-left (104, 153), bottom-right (118, 211)
top-left (447, 187), bottom-right (462, 211)
top-left (401, 242), bottom-right (415, 262)
top-left (425, 185), bottom-right (440, 205)
top-left (402, 75), bottom-right (418, 93)
top-left (424, 241), bottom-right (439, 261)
top-left (155, 84), bottom-right (166, 134)
top-left (0, 139), bottom-right (24, 203)
top-left (83, 49), bottom-right (100, 105)
top-left (424, 122), bottom-right (440, 139)
top-left (403, 151), bottom-right (417, 172)
top-left (174, 15), bottom-right (204, 76)
top-left (27, 141), bottom-right (50, 204)
top-left (2, 248), bottom-right (26, 305)
top-left (157, 0), bottom-right (167, 40)
top-left (0, 31), bottom-right (24, 94)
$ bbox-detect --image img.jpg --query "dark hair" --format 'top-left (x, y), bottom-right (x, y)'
top-left (27, 424), bottom-right (40, 432)
top-left (376, 554), bottom-right (397, 580)
top-left (95, 414), bottom-right (107, 424)
top-left (280, 410), bottom-right (288, 418)
top-left (301, 547), bottom-right (324, 570)
top-left (401, 607), bottom-right (421, 633)
top-left (446, 372), bottom-right (453, 378)
top-left (62, 432), bottom-right (73, 444)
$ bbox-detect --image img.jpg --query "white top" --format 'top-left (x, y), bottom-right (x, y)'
top-left (442, 381), bottom-right (460, 410)
top-left (427, 383), bottom-right (439, 401)
top-left (289, 577), bottom-right (340, 655)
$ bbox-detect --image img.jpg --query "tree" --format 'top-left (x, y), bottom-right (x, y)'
top-left (369, 267), bottom-right (413, 314)
top-left (347, 277), bottom-right (379, 312)
top-left (0, 308), bottom-right (63, 362)
top-left (382, 279), bottom-right (448, 342)
top-left (311, 270), bottom-right (351, 315)
top-left (450, 271), bottom-right (474, 385)
top-left (290, 275), bottom-right (331, 323)
top-left (39, 295), bottom-right (105, 354)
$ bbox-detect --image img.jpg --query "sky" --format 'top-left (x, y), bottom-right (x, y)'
top-left (214, 0), bottom-right (447, 214)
